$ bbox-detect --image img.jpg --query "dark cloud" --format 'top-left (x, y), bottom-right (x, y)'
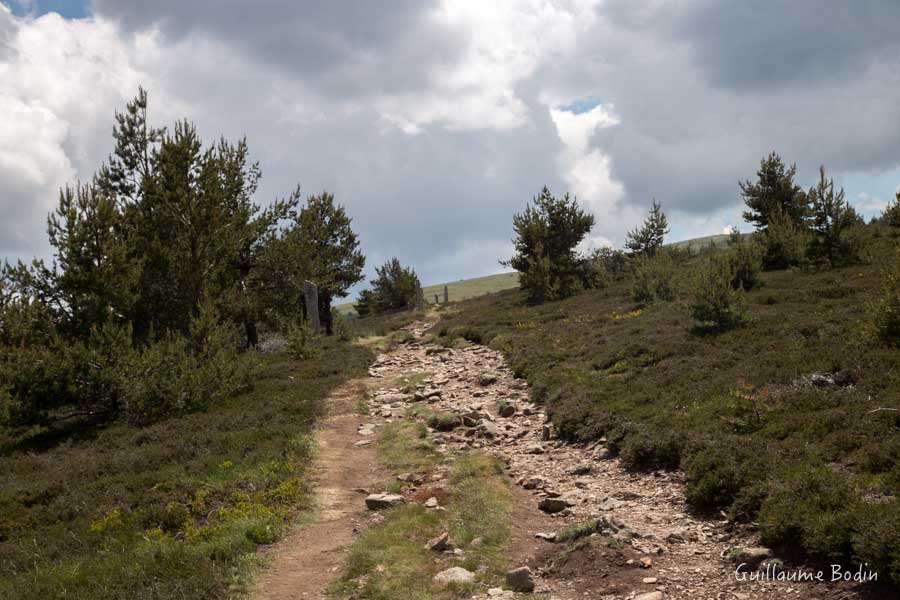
top-left (89, 1), bottom-right (465, 97)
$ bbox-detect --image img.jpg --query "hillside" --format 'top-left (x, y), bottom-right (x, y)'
top-left (337, 271), bottom-right (520, 314)
top-left (431, 225), bottom-right (900, 584)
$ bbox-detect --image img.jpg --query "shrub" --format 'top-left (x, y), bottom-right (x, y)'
top-left (691, 255), bottom-right (748, 330)
top-left (726, 242), bottom-right (762, 291)
top-left (631, 253), bottom-right (676, 305)
top-left (757, 210), bottom-right (807, 270)
top-left (872, 244), bottom-right (900, 346)
top-left (758, 466), bottom-right (858, 561)
top-left (625, 199), bottom-right (669, 256)
top-left (853, 499), bottom-right (900, 585)
top-left (287, 319), bottom-right (320, 360)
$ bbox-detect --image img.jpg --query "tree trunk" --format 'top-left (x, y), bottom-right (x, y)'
top-left (319, 293), bottom-right (334, 335)
top-left (245, 319), bottom-right (259, 349)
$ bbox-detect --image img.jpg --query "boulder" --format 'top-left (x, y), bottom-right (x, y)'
top-left (478, 373), bottom-right (498, 386)
top-left (364, 493), bottom-right (405, 510)
top-left (498, 402), bottom-right (517, 418)
top-left (505, 566), bottom-right (535, 592)
top-left (538, 497), bottom-right (570, 514)
top-left (433, 566), bottom-right (475, 585)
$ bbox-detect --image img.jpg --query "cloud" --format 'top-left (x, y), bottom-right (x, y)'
top-left (3, 1), bottom-right (900, 289)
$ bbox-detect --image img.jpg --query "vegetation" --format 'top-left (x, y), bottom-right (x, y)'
top-left (806, 166), bottom-right (863, 267)
top-left (0, 338), bottom-right (372, 599)
top-left (1, 89), bottom-right (367, 432)
top-left (503, 186), bottom-right (597, 303)
top-left (872, 244), bottom-right (900, 346)
top-left (740, 151), bottom-right (808, 230)
top-left (332, 454), bottom-right (511, 600)
top-left (630, 252), bottom-right (676, 305)
top-left (625, 199), bottom-right (669, 256)
top-left (690, 253), bottom-right (749, 330)
top-left (434, 222), bottom-right (900, 583)
top-left (355, 258), bottom-right (421, 317)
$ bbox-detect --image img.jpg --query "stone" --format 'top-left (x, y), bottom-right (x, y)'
top-left (639, 557), bottom-right (653, 569)
top-left (642, 577), bottom-right (658, 584)
top-left (487, 588), bottom-right (516, 600)
top-left (426, 531), bottom-right (450, 552)
top-left (433, 566), bottom-right (475, 585)
top-left (505, 566), bottom-right (535, 592)
top-left (542, 424), bottom-right (553, 441)
top-left (728, 546), bottom-right (774, 570)
top-left (424, 496), bottom-right (439, 508)
top-left (521, 476), bottom-right (547, 490)
top-left (354, 439), bottom-right (373, 447)
top-left (498, 402), bottom-right (516, 418)
top-left (535, 532), bottom-right (557, 542)
top-left (538, 497), bottom-right (570, 514)
top-left (364, 493), bottom-right (406, 510)
top-left (478, 373), bottom-right (498, 386)
top-left (634, 592), bottom-right (664, 600)
top-left (525, 444), bottom-right (545, 455)
top-left (397, 472), bottom-right (425, 485)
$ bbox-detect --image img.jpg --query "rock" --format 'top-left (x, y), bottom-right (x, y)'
top-left (433, 566), bottom-right (475, 585)
top-left (397, 472), bottom-right (425, 485)
top-left (424, 496), bottom-right (439, 508)
top-left (642, 576), bottom-right (658, 584)
top-left (524, 444), bottom-right (545, 455)
top-left (538, 497), bottom-right (570, 514)
top-left (728, 546), bottom-right (774, 570)
top-left (425, 531), bottom-right (450, 552)
top-left (364, 493), bottom-right (406, 510)
top-left (354, 439), bottom-right (373, 447)
top-left (634, 592), bottom-right (664, 600)
top-left (478, 373), bottom-right (498, 386)
top-left (569, 463), bottom-right (593, 475)
top-left (505, 566), bottom-right (535, 592)
top-left (639, 557), bottom-right (653, 568)
top-left (521, 476), bottom-right (547, 490)
top-left (498, 402), bottom-right (516, 418)
top-left (535, 532), bottom-right (557, 542)
top-left (487, 588), bottom-right (516, 600)
top-left (542, 424), bottom-right (553, 441)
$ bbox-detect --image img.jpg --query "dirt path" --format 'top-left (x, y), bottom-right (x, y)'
top-left (250, 379), bottom-right (385, 600)
top-left (253, 320), bottom-right (890, 600)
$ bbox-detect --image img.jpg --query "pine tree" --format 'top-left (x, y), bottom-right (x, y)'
top-left (741, 152), bottom-right (807, 230)
top-left (505, 186), bottom-right (595, 303)
top-left (256, 192), bottom-right (365, 334)
top-left (625, 199), bottom-right (669, 256)
top-left (807, 166), bottom-right (862, 266)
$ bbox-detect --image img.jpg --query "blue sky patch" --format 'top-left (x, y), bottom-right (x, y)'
top-left (558, 98), bottom-right (601, 115)
top-left (7, 0), bottom-right (88, 18)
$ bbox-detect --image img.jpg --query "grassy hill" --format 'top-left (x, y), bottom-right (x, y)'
top-left (336, 271), bottom-right (520, 315)
top-left (431, 226), bottom-right (900, 583)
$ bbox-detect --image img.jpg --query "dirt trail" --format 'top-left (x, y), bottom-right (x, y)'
top-left (250, 379), bottom-right (385, 600)
top-left (253, 320), bottom-right (887, 600)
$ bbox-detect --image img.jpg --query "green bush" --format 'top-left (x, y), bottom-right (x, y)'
top-left (691, 255), bottom-right (748, 330)
top-left (758, 465), bottom-right (858, 560)
top-left (727, 242), bottom-right (762, 291)
top-left (872, 245), bottom-right (900, 346)
top-left (883, 193), bottom-right (900, 228)
top-left (853, 499), bottom-right (900, 585)
top-left (287, 319), bottom-right (320, 360)
top-left (631, 253), bottom-right (676, 305)
top-left (758, 211), bottom-right (807, 270)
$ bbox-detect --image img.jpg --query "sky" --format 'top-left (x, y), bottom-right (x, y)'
top-left (2, 1), bottom-right (900, 296)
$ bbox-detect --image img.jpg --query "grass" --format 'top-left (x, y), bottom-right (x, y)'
top-left (331, 454), bottom-right (511, 600)
top-left (335, 272), bottom-right (521, 315)
top-left (376, 421), bottom-right (441, 473)
top-left (0, 337), bottom-right (373, 600)
top-left (433, 225), bottom-right (900, 583)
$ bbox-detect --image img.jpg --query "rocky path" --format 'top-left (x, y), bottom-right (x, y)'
top-left (254, 320), bottom-right (882, 600)
top-left (363, 321), bottom-right (879, 600)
